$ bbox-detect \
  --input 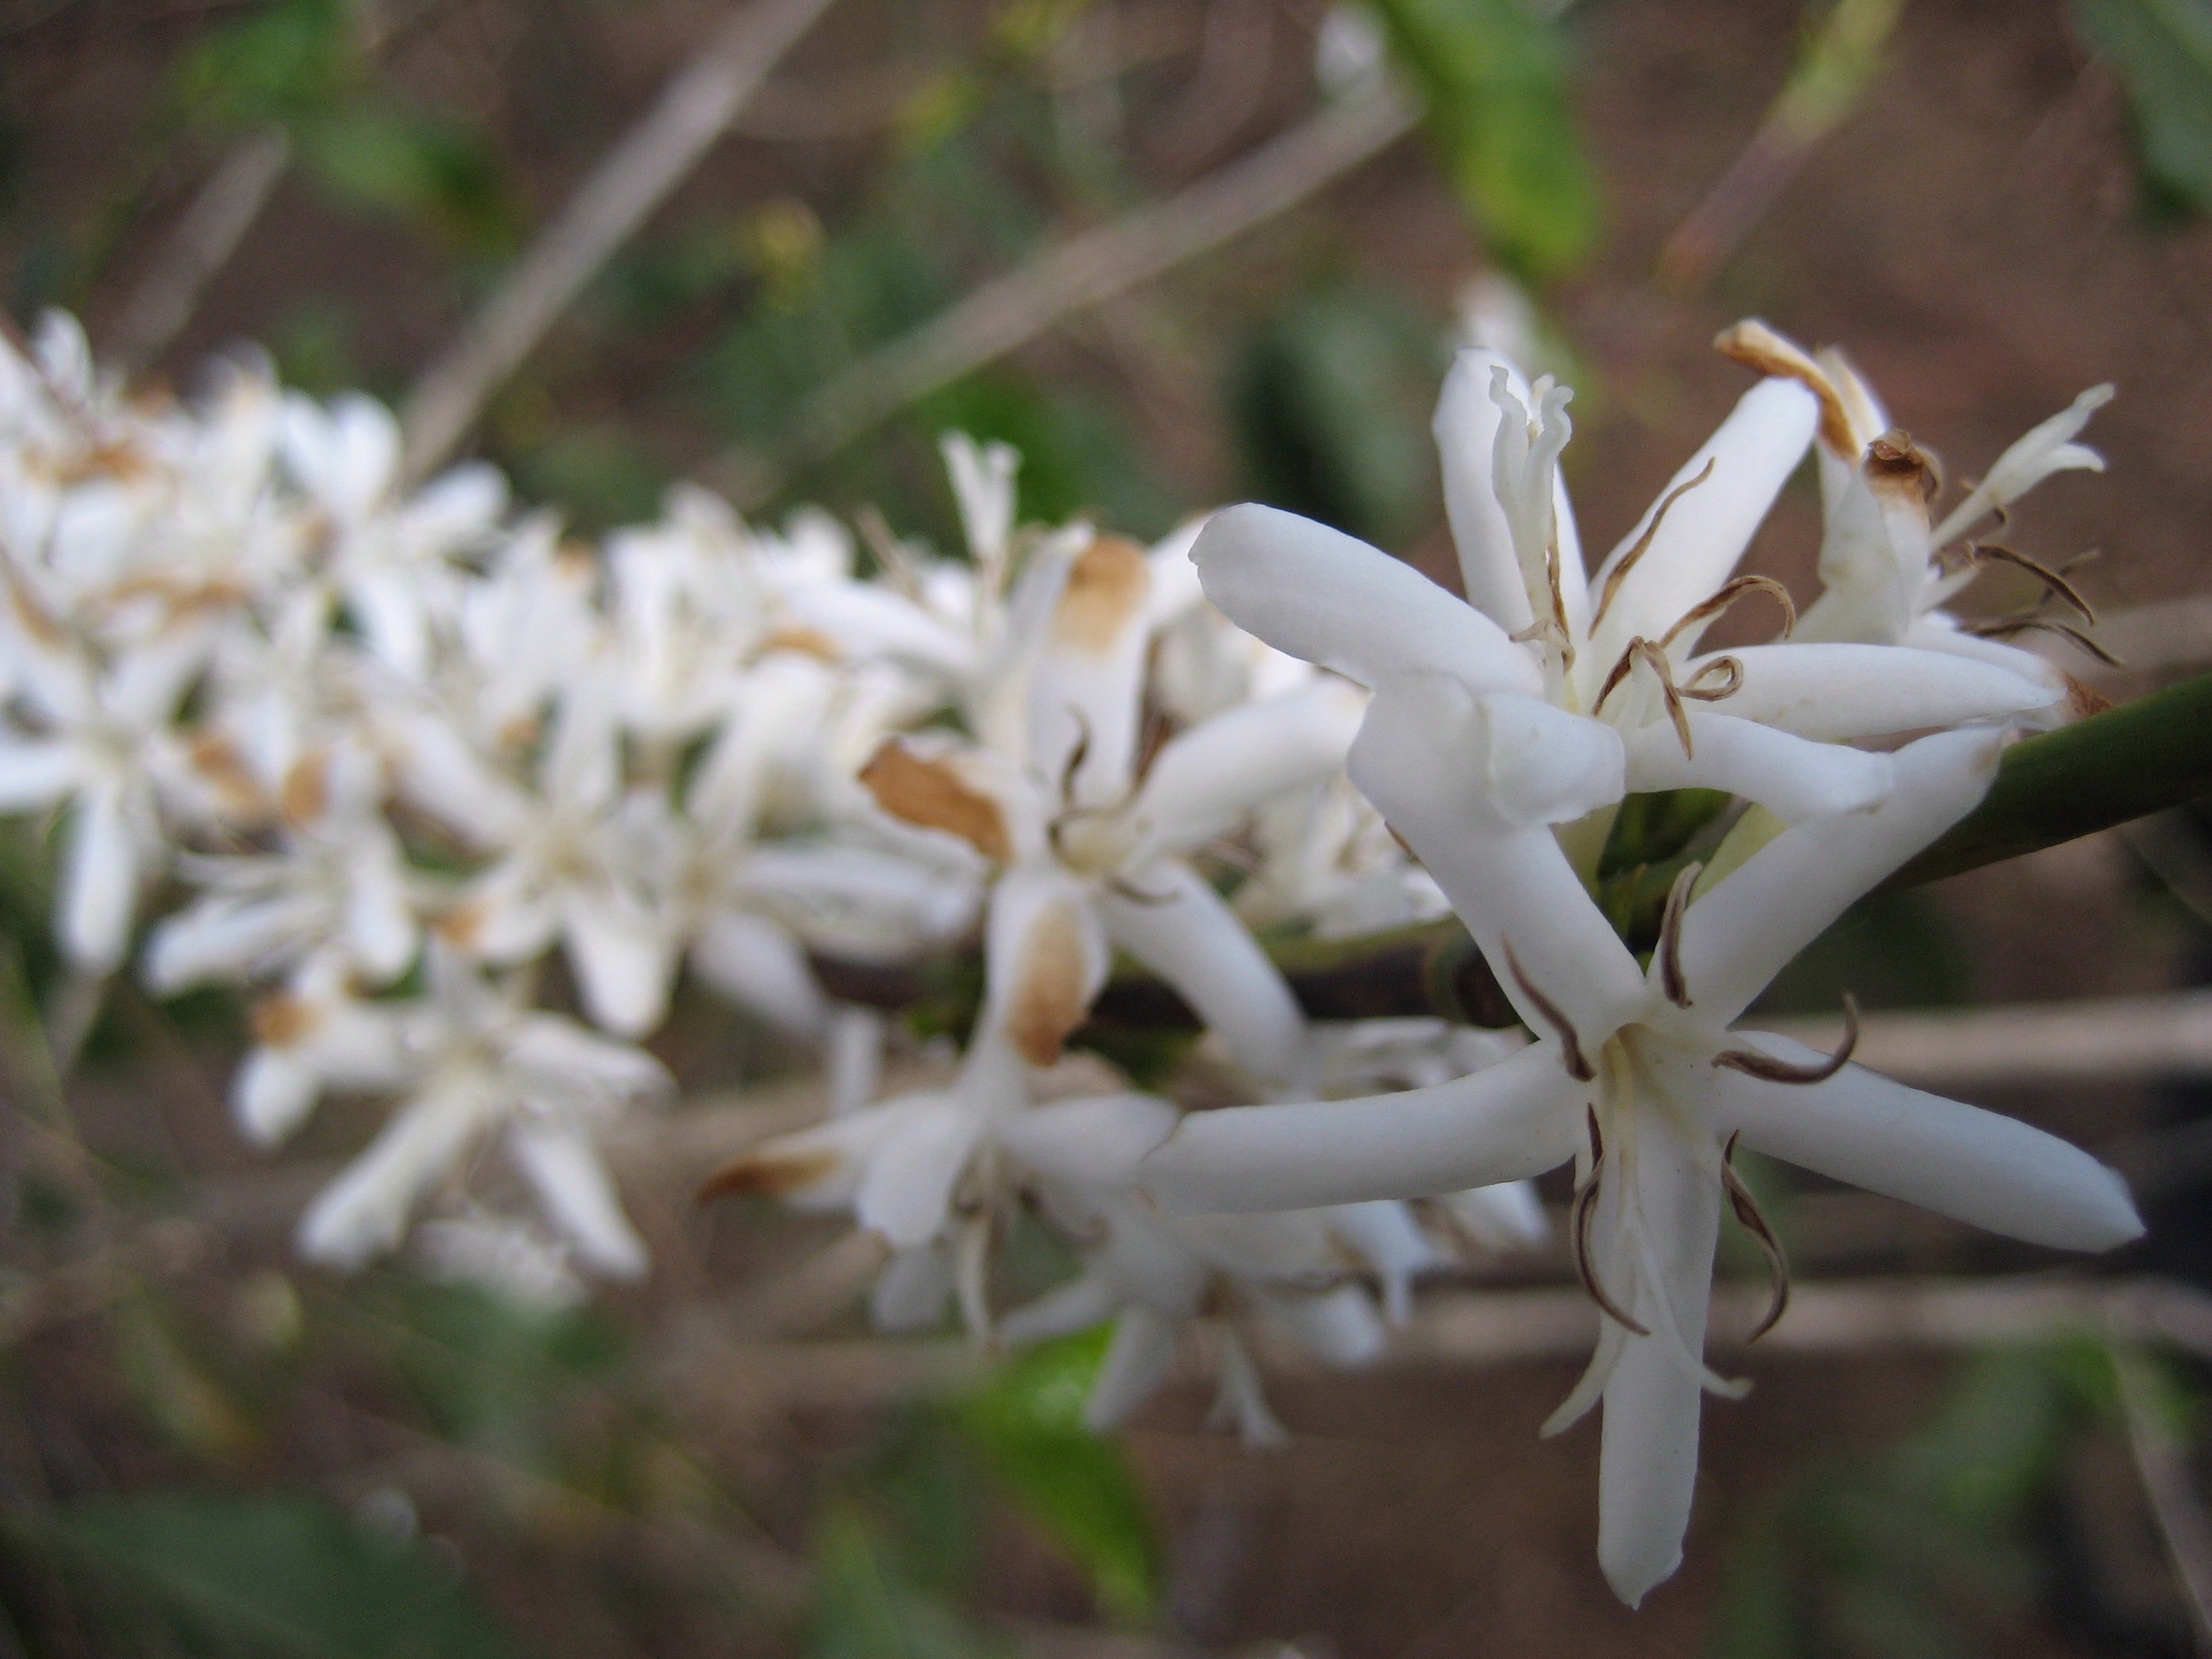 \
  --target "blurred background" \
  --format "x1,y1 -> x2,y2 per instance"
4,0 -> 2212,1654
